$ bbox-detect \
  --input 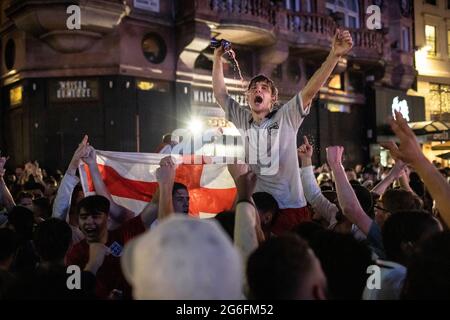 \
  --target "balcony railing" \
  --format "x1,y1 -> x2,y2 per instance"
191,2 -> 385,58
349,28 -> 384,56
285,12 -> 335,37
206,0 -> 276,25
